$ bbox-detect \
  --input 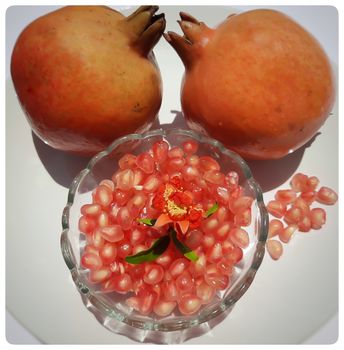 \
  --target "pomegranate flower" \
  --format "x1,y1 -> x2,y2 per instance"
152,178 -> 203,234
